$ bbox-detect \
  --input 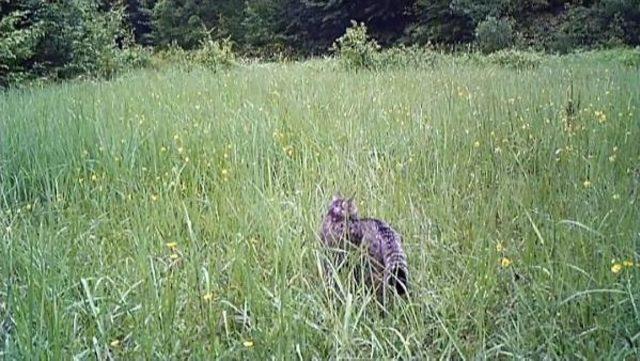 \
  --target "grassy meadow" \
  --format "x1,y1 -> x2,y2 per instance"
1,54 -> 639,359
